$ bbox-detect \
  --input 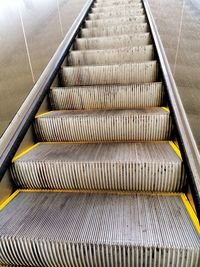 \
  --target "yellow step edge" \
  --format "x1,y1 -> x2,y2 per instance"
17,189 -> 180,196
12,143 -> 41,162
35,107 -> 169,114
35,111 -> 52,118
169,141 -> 182,160
161,107 -> 170,112
0,190 -> 20,211
181,193 -> 200,235
187,192 -> 197,214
